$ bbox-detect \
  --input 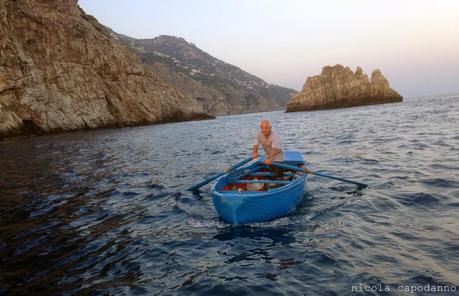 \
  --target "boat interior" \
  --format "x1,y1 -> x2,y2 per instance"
218,151 -> 305,193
